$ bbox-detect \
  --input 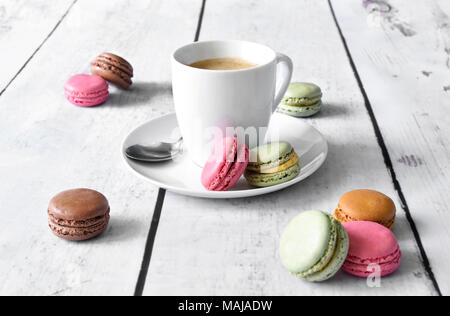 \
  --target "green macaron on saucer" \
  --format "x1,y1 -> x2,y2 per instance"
279,82 -> 323,117
244,141 -> 301,187
280,210 -> 349,282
